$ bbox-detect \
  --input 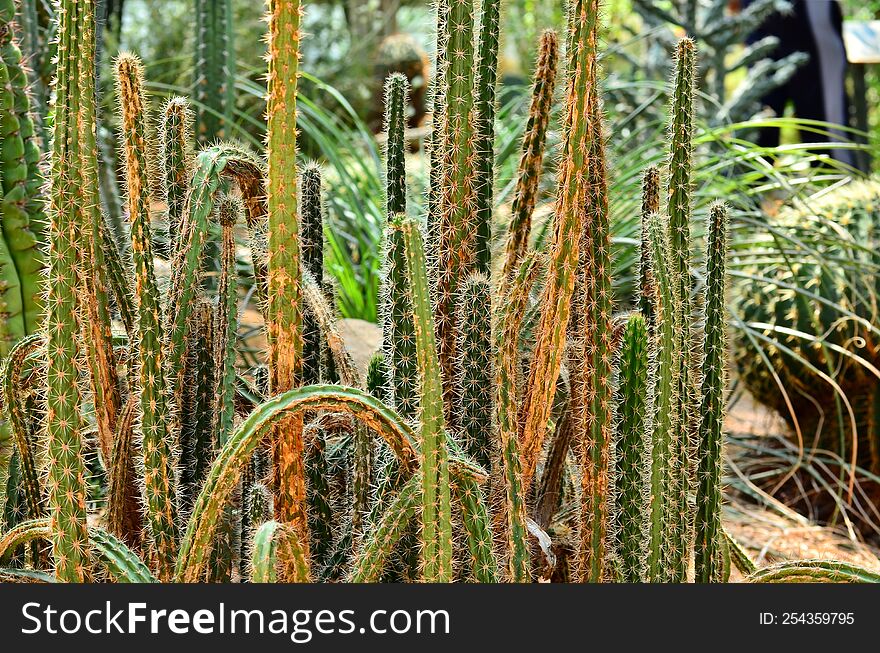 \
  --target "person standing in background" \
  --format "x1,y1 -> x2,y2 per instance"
733,0 -> 855,167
